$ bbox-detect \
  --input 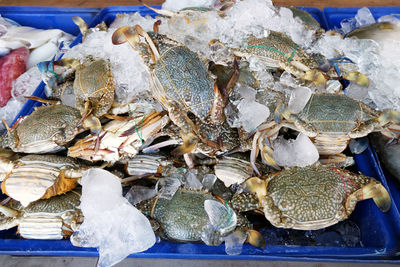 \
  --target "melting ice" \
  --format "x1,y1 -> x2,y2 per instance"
71,168 -> 155,267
